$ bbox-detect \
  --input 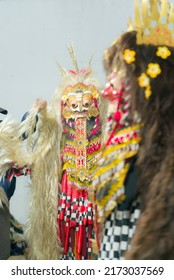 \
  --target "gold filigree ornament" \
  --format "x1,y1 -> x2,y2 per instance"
128,0 -> 174,47
88,106 -> 99,118
62,83 -> 100,101
61,107 -> 72,119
